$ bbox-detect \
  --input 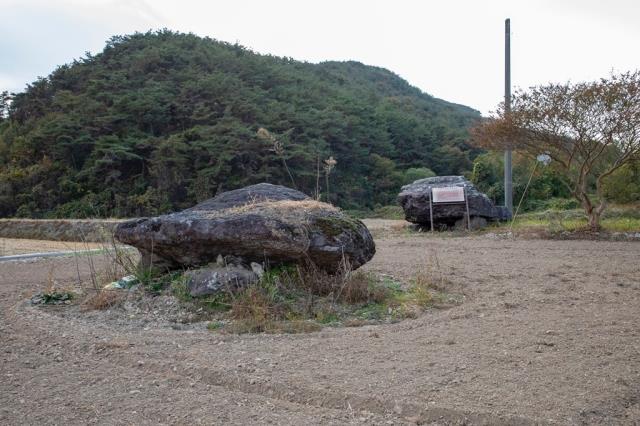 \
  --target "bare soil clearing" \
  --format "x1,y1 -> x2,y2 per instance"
1,231 -> 639,425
